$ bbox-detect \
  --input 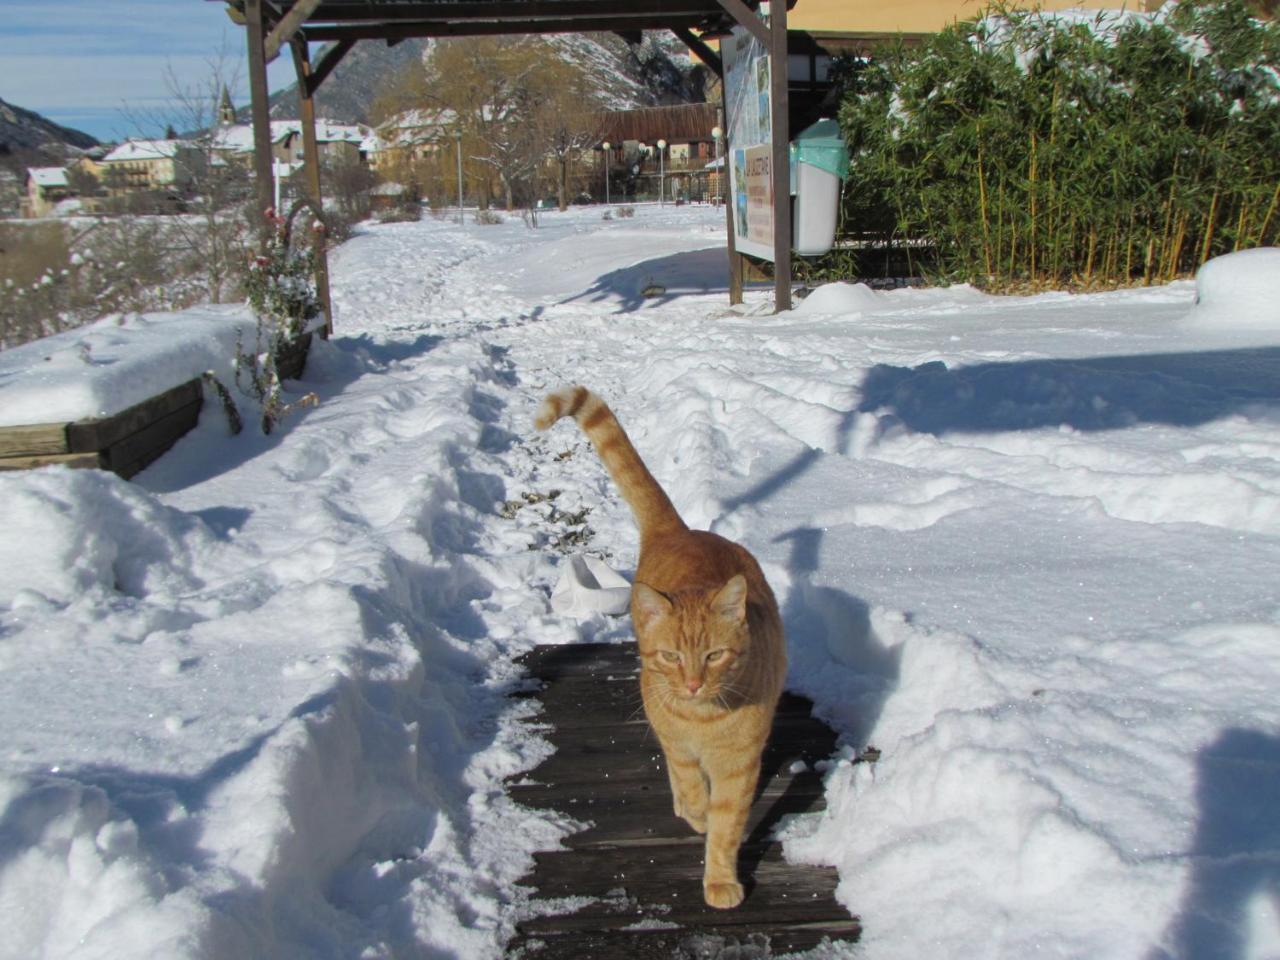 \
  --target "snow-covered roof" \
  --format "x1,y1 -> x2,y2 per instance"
102,139 -> 190,163
27,167 -> 69,188
211,121 -> 368,153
